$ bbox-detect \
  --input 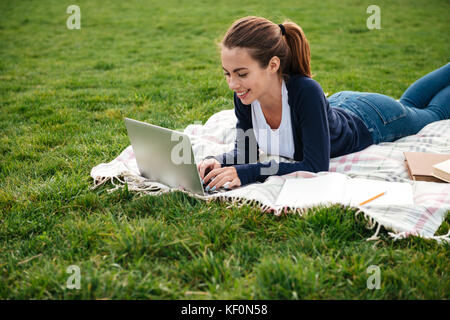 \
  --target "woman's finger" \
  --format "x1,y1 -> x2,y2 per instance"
198,159 -> 220,180
227,177 -> 241,189
200,161 -> 216,180
198,161 -> 209,180
208,174 -> 232,190
197,160 -> 205,177
203,167 -> 224,184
